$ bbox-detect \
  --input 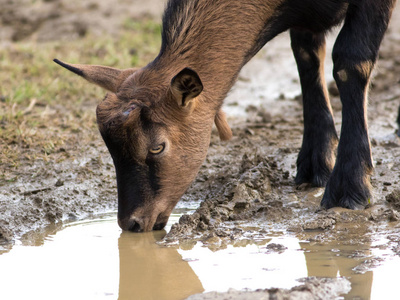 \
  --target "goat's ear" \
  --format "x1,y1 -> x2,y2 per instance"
170,68 -> 203,107
214,109 -> 232,141
53,59 -> 135,93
